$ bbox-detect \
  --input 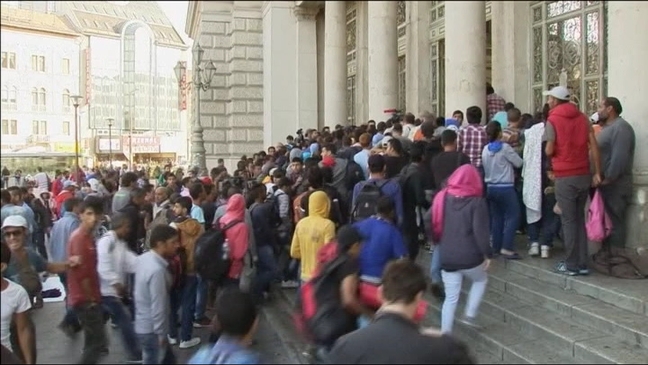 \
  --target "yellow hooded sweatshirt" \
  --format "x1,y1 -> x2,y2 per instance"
290,191 -> 336,281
